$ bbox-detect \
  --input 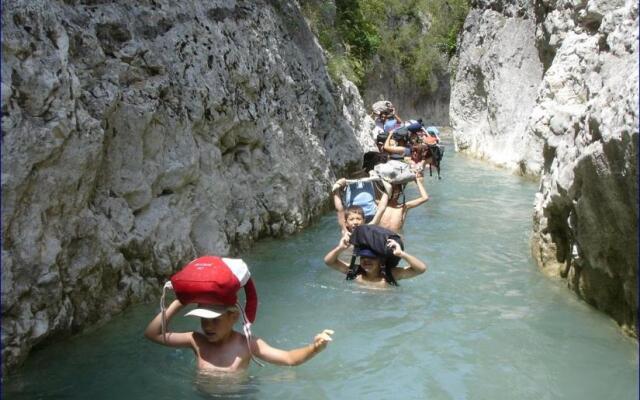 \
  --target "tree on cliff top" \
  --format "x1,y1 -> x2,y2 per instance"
301,0 -> 469,94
